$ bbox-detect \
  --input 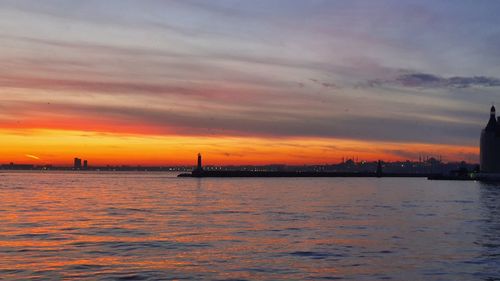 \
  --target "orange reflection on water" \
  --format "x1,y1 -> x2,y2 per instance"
1,172 -> 492,280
